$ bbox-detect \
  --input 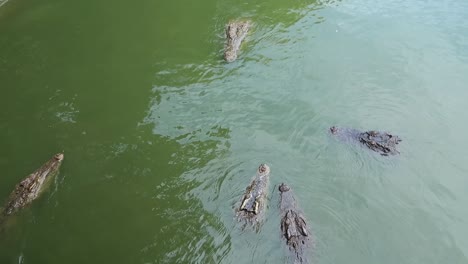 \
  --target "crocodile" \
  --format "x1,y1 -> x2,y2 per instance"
1,153 -> 64,220
279,183 -> 311,264
236,164 -> 270,227
224,20 -> 250,62
330,126 -> 402,156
